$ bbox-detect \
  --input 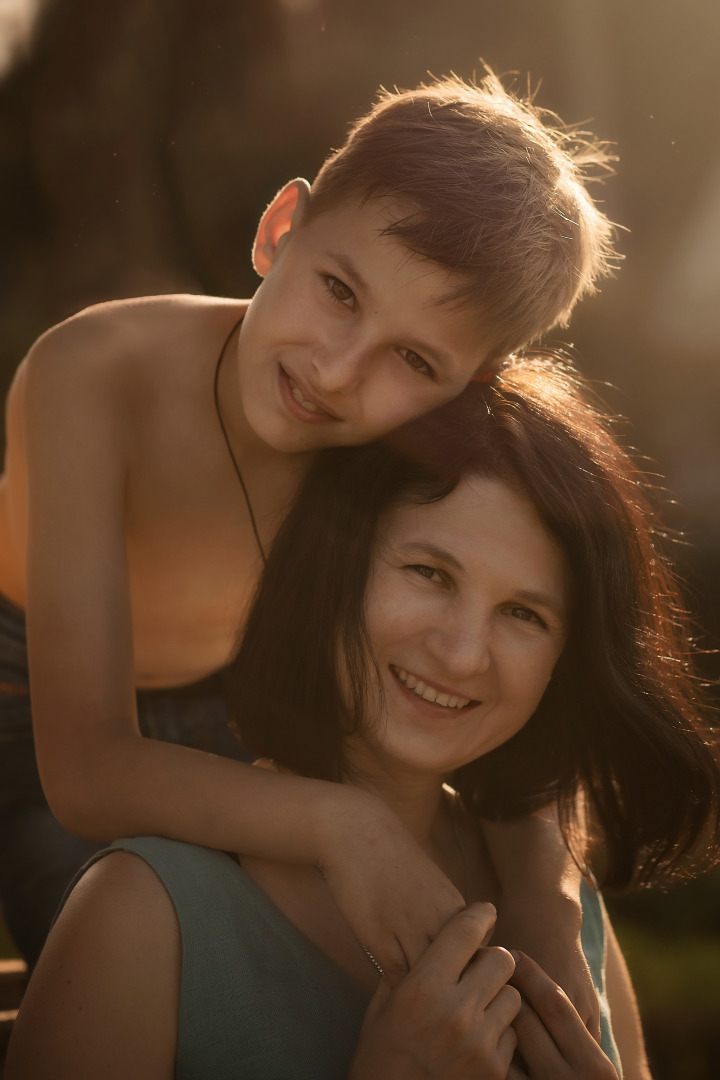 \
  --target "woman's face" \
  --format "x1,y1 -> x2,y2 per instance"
352,474 -> 570,781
